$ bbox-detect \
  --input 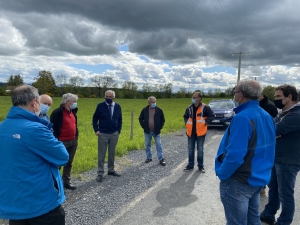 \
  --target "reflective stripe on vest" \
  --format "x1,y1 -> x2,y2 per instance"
185,104 -> 207,137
